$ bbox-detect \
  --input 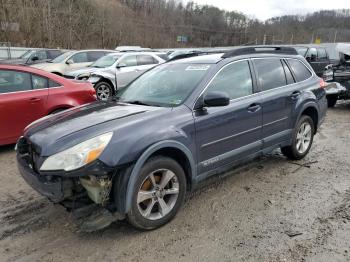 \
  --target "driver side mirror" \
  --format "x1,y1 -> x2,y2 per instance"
203,91 -> 230,107
116,63 -> 126,69
66,59 -> 73,65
